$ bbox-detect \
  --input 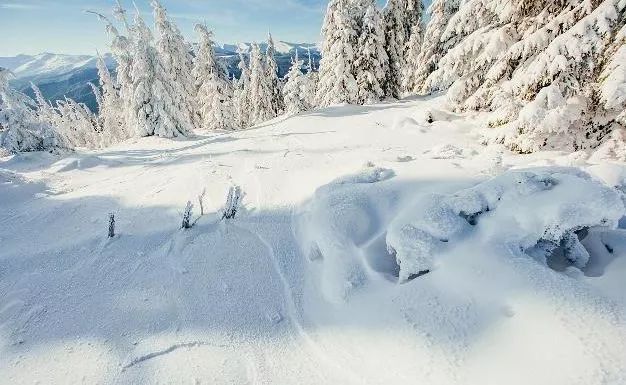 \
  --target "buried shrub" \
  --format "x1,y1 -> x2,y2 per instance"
182,201 -> 194,229
386,168 -> 625,282
222,185 -> 242,220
